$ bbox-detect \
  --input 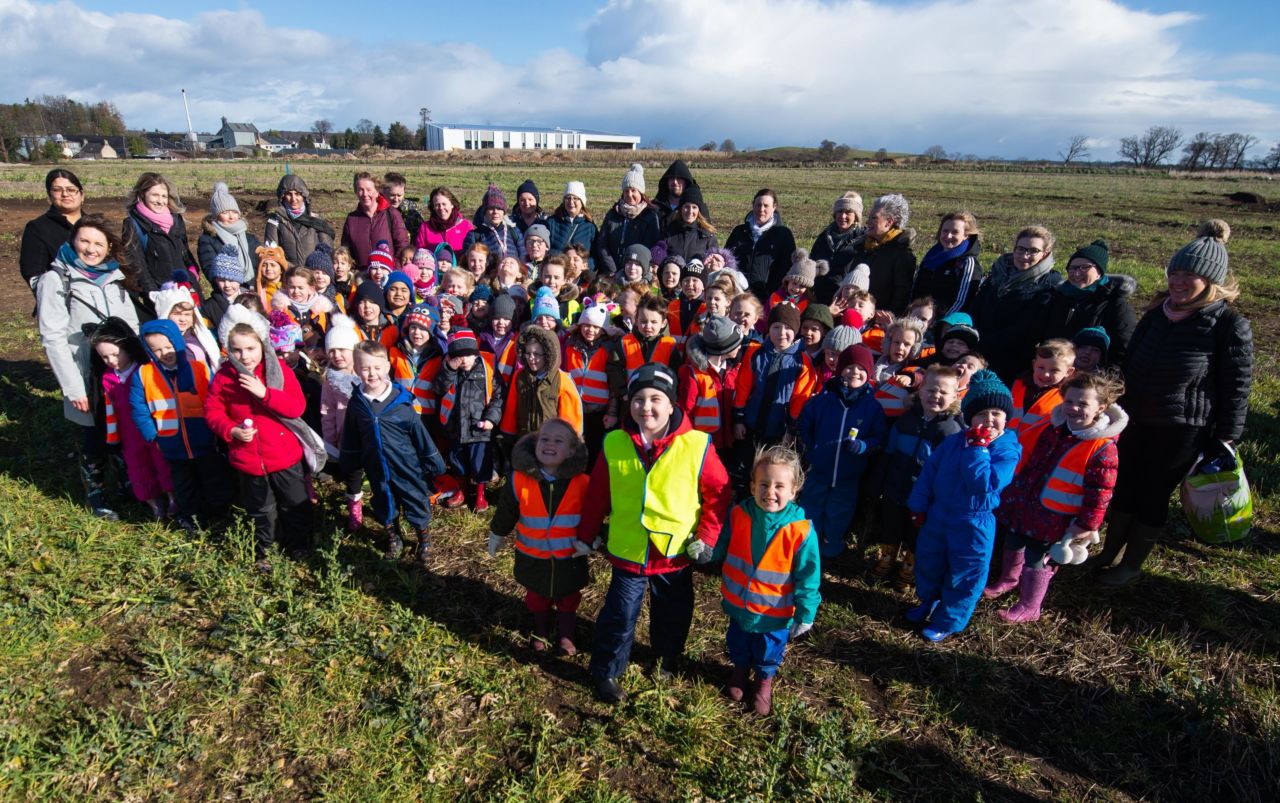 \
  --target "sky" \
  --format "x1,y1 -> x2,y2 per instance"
2,0 -> 1278,160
